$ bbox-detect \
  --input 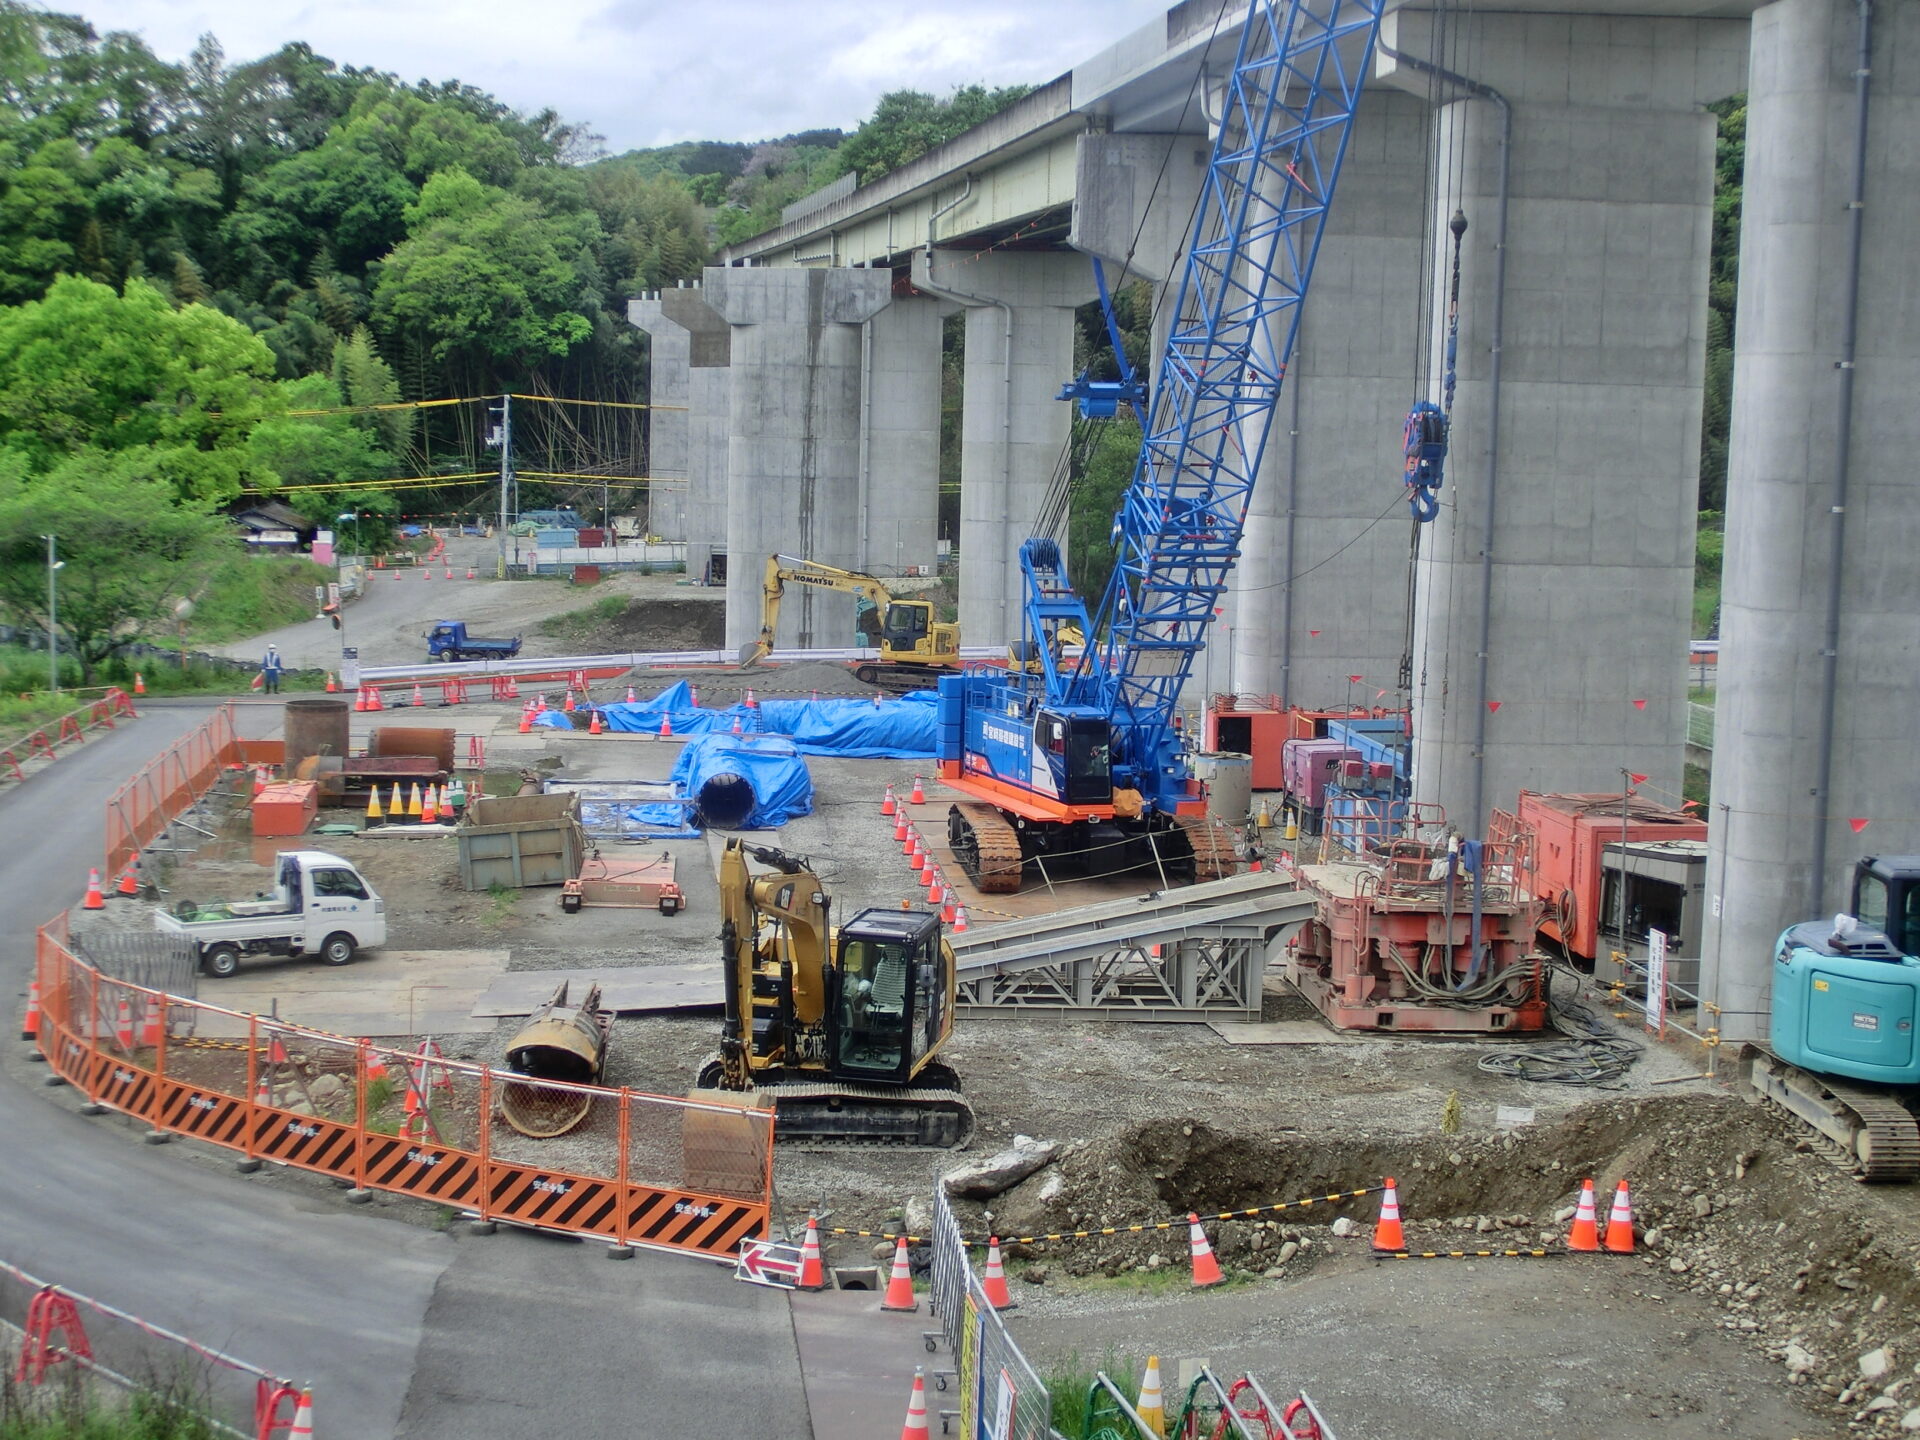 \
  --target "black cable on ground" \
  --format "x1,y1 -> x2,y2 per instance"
1476,966 -> 1642,1088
